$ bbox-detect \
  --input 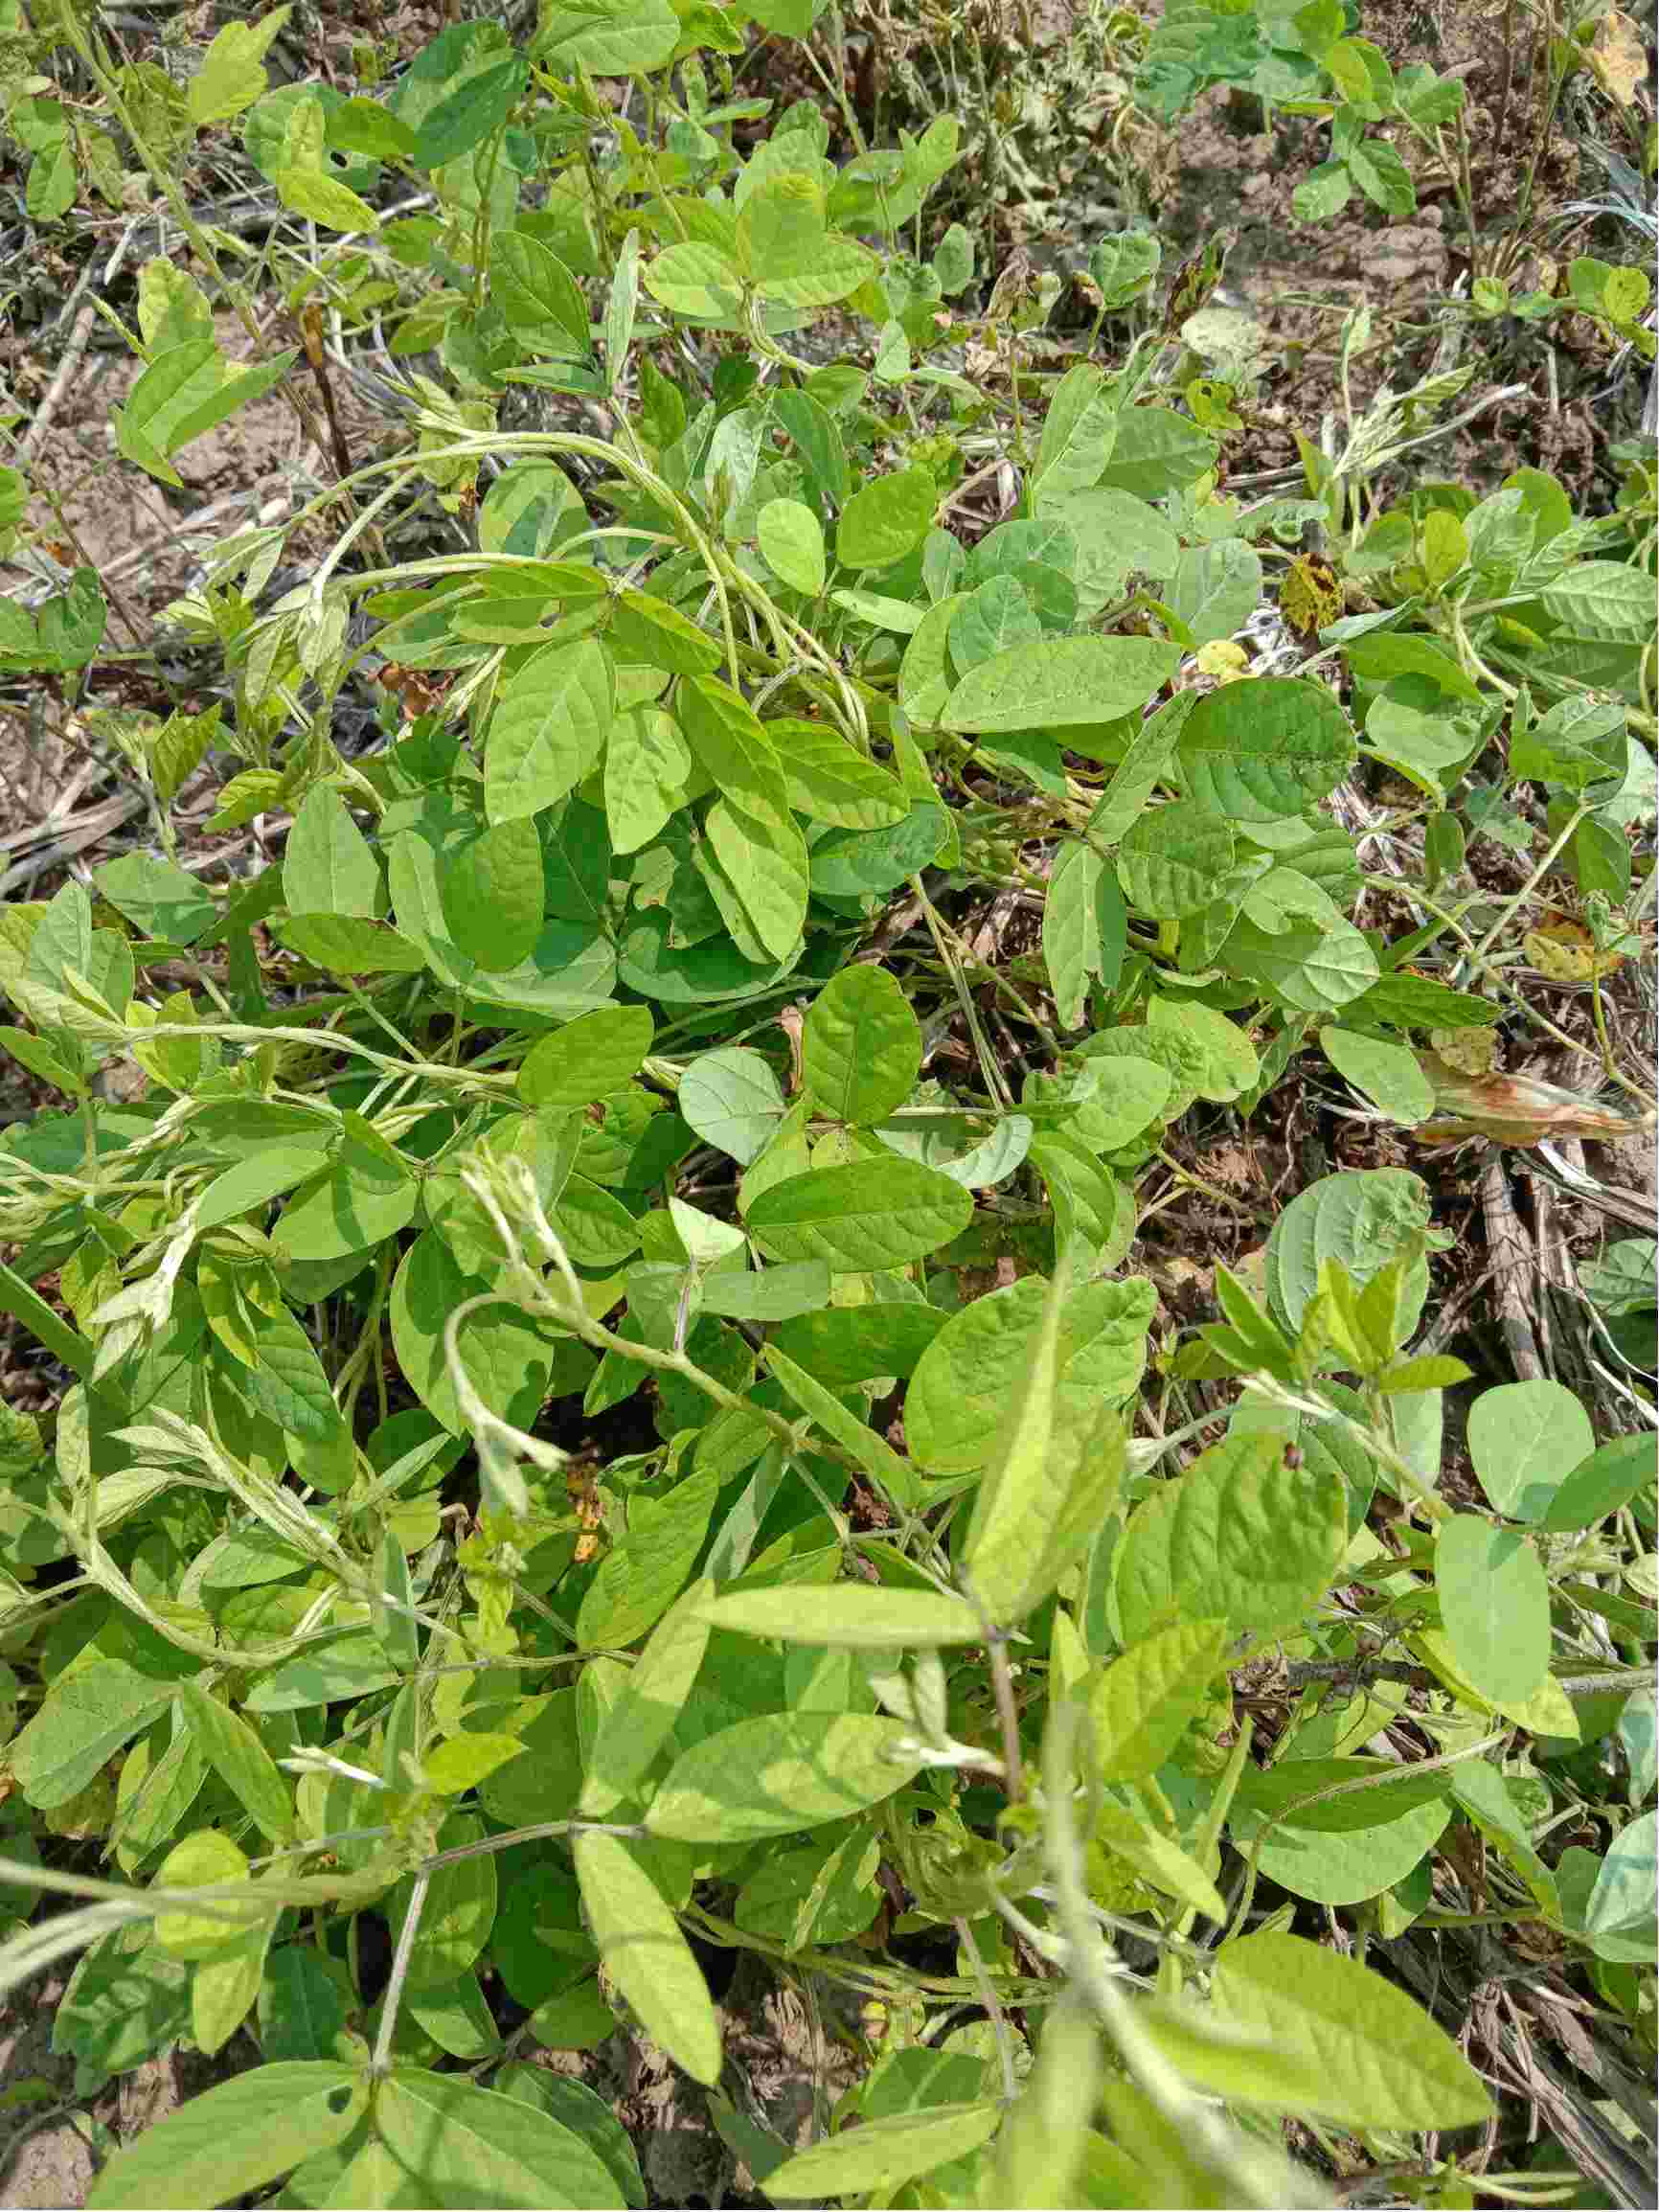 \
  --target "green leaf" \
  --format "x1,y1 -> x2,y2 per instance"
237,1303 -> 349,1442
1116,802 -> 1236,919
678,1044 -> 786,1165
276,1125 -> 417,1263
275,166 -> 379,232
575,1461 -> 721,1649
1536,559 -> 1656,643
1583,1810 -> 1658,1956
259,1946 -> 349,2064
94,853 -> 218,946
1451,1760 -> 1559,1917
1115,1432 -> 1346,1645
1087,691 -> 1193,844
765,2103 -> 1003,2200
442,818 -> 545,970
244,1632 -> 400,1713
490,232 -> 590,356
390,1229 -> 563,1436
1264,1167 -> 1431,1334
736,1828 -> 882,1950
679,677 -> 791,832
572,1831 -> 722,2086
645,233 -> 744,319
604,706 -> 693,854
192,1916 -> 270,2057
177,1682 -> 295,1844
608,588 -> 721,676
1094,406 -> 1216,498
421,1734 -> 526,1794
11,1660 -> 172,1810
1090,1799 -> 1226,1923
700,1262 -> 830,1322
604,226 -> 640,391
757,232 -> 876,309
1348,136 -> 1415,217
1177,676 -> 1356,821
697,1584 -> 984,1648
758,497 -> 827,596
580,1581 -> 713,1816
273,914 -> 428,975
1031,361 -> 1119,499
389,1812 -> 495,1989
408,44 -> 527,166
375,2067 -> 626,2206
959,1266 -> 1125,1623
1193,1932 -> 1492,2128
1434,1515 -> 1550,1704
1466,1380 -> 1595,1522
646,1712 -> 925,1841
835,467 -> 936,570
485,639 -> 613,825
497,2067 -> 645,2209
748,1160 -> 972,1269
950,576 -> 1041,669
1229,1763 -> 1452,1906
801,964 -> 920,1126
534,0 -> 680,72
84,2063 -> 366,2209
703,796 -> 808,961
519,1005 -> 654,1110
1293,158 -> 1352,221
771,719 -> 909,829
989,2001 -> 1101,2210
1541,1432 -> 1655,1531
809,803 -> 948,897
282,785 -> 380,919
771,1302 -> 946,1384
763,1340 -> 920,1507
325,95 -> 417,163
1321,1027 -> 1435,1124
1168,538 -> 1261,646
943,635 -> 1179,734
907,1275 -> 1152,1474
1090,1617 -> 1230,1781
